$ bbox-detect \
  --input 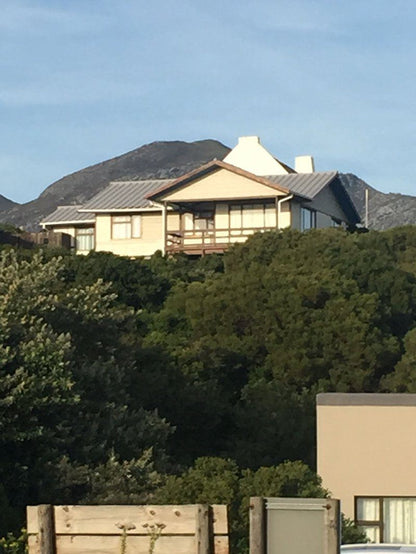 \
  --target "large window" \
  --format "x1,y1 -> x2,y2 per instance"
112,215 -> 141,239
75,227 -> 94,251
356,496 -> 416,544
301,207 -> 316,231
229,203 -> 276,229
